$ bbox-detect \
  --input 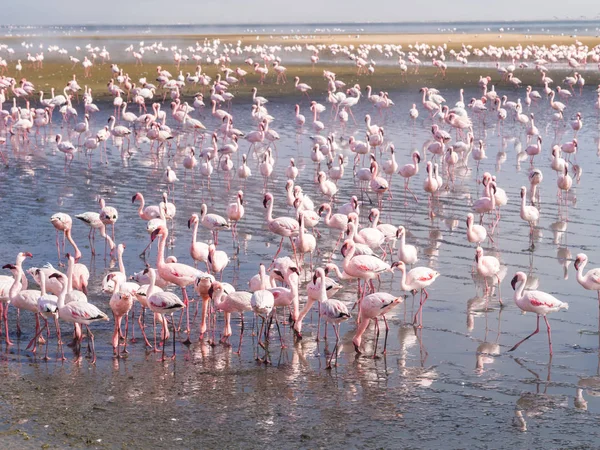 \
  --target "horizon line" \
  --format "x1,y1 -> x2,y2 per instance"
2,18 -> 600,28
